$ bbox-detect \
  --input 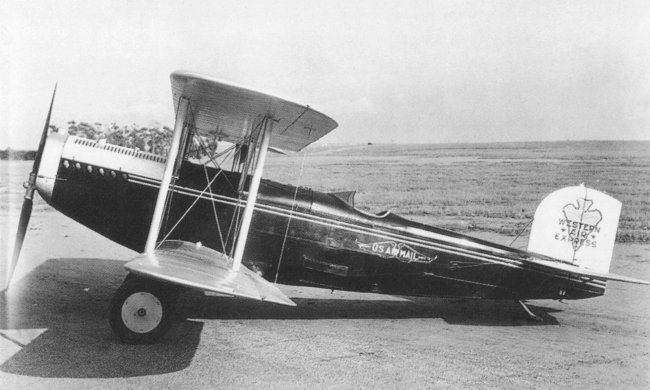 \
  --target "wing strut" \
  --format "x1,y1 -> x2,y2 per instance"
231,116 -> 274,271
145,96 -> 190,255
